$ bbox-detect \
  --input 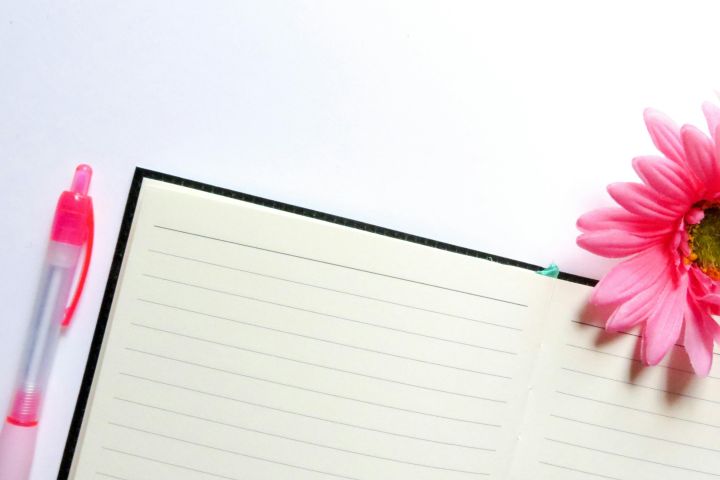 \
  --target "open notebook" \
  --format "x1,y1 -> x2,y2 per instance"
60,169 -> 720,480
